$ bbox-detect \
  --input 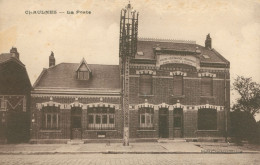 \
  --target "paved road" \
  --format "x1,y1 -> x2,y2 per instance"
0,154 -> 259,165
